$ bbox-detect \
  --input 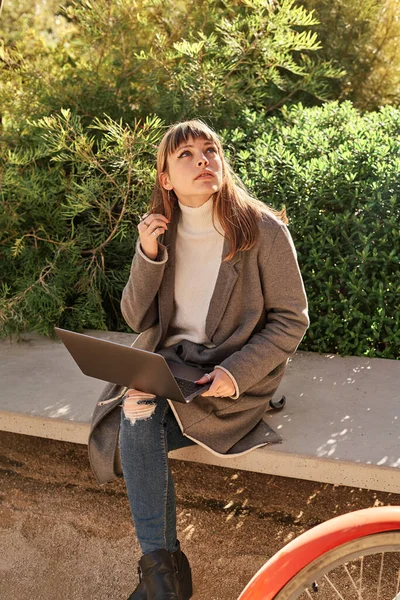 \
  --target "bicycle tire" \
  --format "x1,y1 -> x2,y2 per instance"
273,531 -> 400,599
238,507 -> 400,600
